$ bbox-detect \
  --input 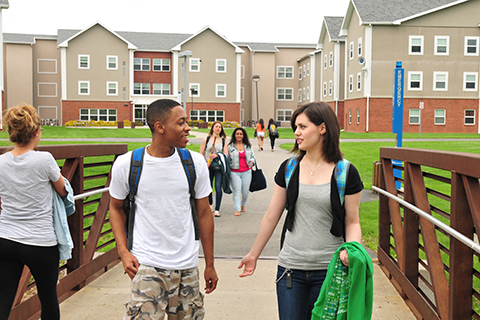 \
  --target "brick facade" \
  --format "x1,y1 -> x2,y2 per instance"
325,101 -> 345,129
62,100 -> 132,125
134,52 -> 173,94
185,102 -> 241,122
